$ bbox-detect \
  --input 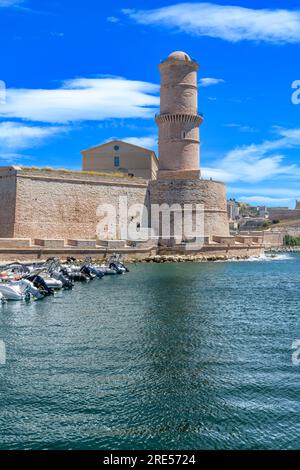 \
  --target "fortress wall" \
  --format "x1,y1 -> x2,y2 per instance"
12,169 -> 149,240
0,167 -> 17,238
240,231 -> 284,247
268,208 -> 300,221
0,168 -> 230,246
149,179 -> 230,240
